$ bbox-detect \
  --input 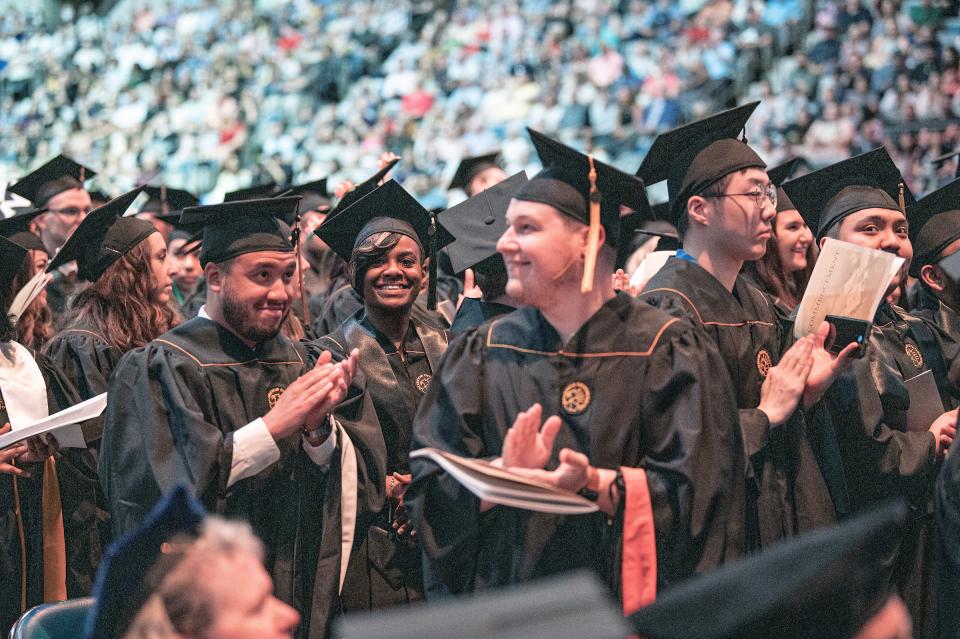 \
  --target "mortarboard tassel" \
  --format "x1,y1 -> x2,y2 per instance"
898,181 -> 905,213
160,185 -> 169,216
428,212 -> 438,310
79,166 -> 86,182
581,155 -> 601,294
291,200 -> 312,327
